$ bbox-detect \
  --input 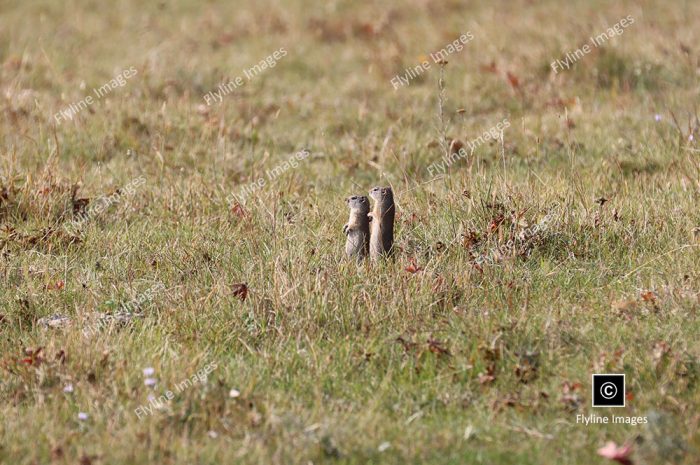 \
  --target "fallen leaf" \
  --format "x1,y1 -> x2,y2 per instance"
231,203 -> 248,219
72,198 -> 90,214
506,71 -> 520,89
20,347 -> 44,366
51,446 -> 64,460
405,258 -> 423,274
232,283 -> 248,301
449,139 -> 465,155
462,229 -> 479,248
427,339 -> 450,357
597,441 -> 633,465
46,280 -> 65,291
560,380 -> 583,410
